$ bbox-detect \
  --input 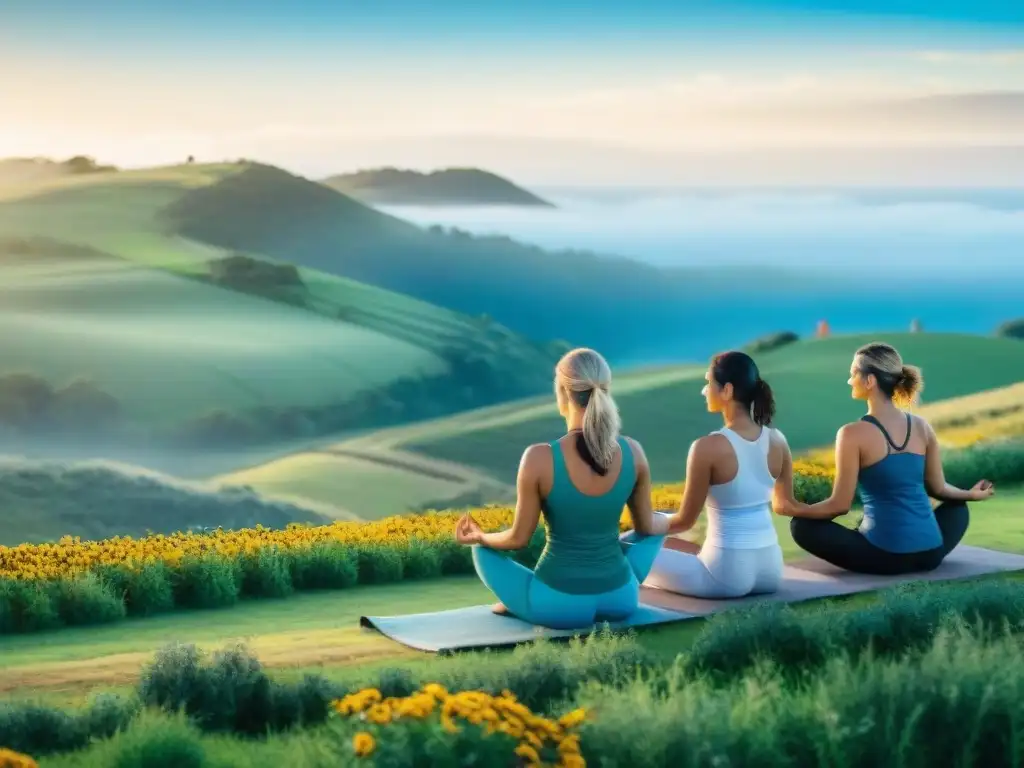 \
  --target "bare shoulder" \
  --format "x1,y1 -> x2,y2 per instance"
520,443 -> 552,474
768,427 -> 790,449
693,433 -> 728,460
623,435 -> 648,466
910,413 -> 935,438
837,421 -> 869,446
